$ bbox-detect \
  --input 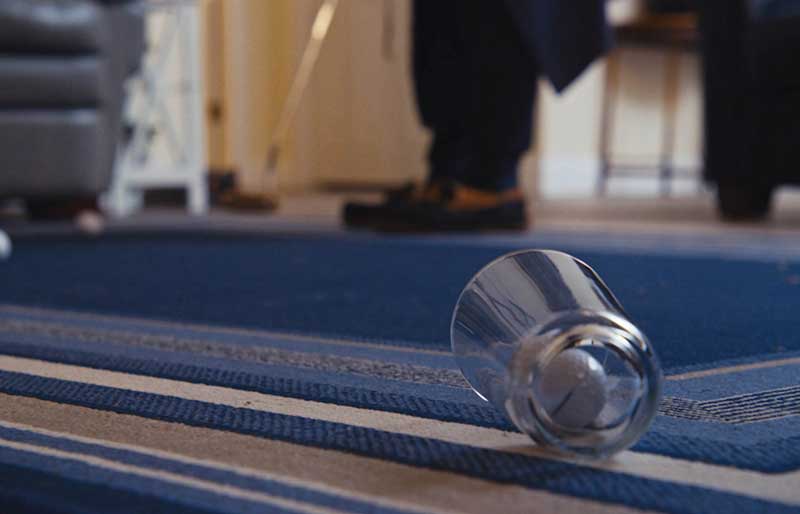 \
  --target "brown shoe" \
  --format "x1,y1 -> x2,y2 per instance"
347,180 -> 529,232
342,181 -> 445,229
